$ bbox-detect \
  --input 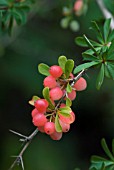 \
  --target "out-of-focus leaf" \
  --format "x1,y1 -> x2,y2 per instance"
101,138 -> 114,161
108,30 -> 114,42
69,20 -> 80,32
107,40 -> 114,56
96,64 -> 104,90
103,18 -> 111,42
66,83 -> 72,93
91,21 -> 104,43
